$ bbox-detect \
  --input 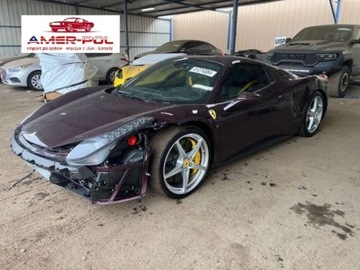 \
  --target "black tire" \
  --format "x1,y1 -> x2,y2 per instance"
328,66 -> 350,98
65,24 -> 73,32
299,91 -> 325,137
27,71 -> 43,91
106,67 -> 118,84
150,126 -> 211,199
